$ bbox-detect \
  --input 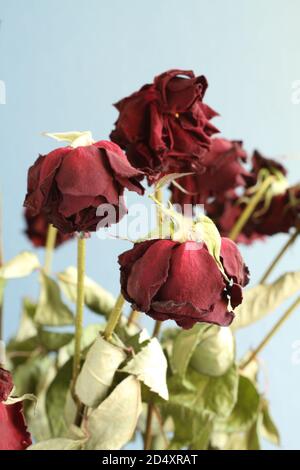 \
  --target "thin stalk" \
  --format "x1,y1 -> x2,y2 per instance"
72,236 -> 86,393
229,176 -> 274,241
259,228 -> 300,284
44,224 -> 58,274
144,317 -> 162,450
127,308 -> 139,326
104,293 -> 125,340
240,295 -> 300,370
